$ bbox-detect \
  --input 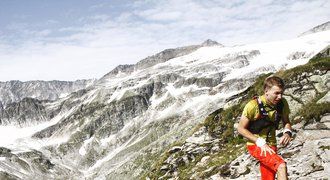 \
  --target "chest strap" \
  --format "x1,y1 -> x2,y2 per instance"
247,96 -> 283,135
